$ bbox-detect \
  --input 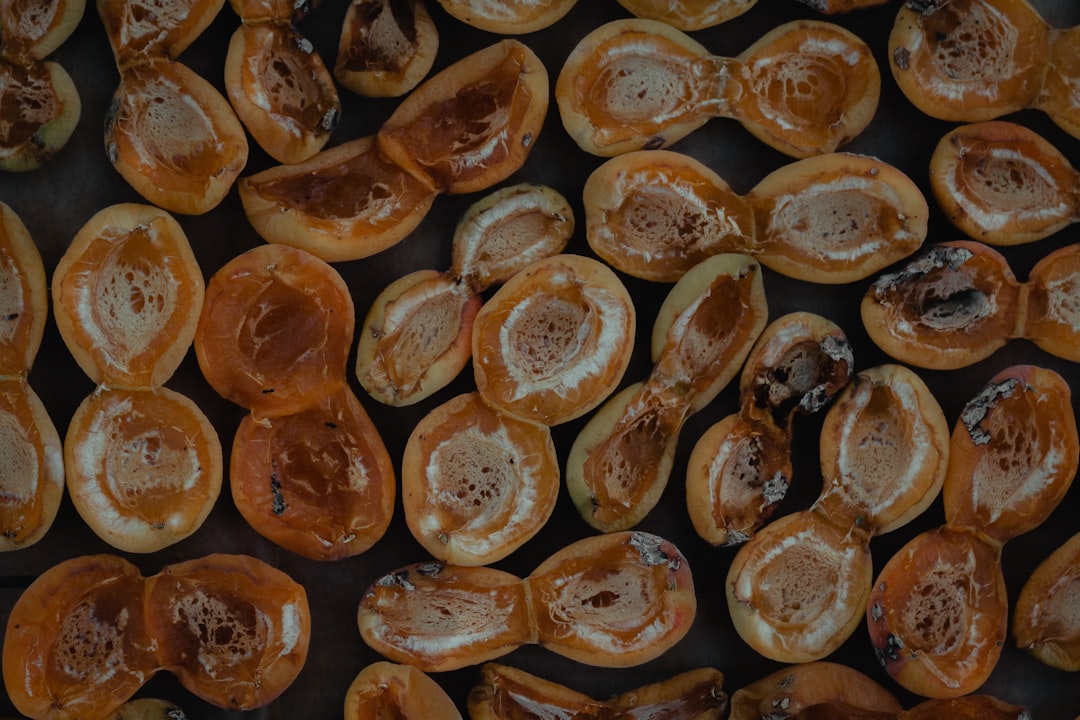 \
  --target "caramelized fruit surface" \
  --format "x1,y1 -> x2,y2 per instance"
344,661 -> 462,720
